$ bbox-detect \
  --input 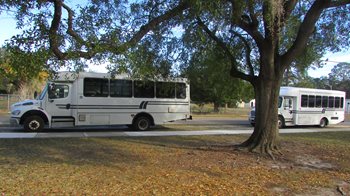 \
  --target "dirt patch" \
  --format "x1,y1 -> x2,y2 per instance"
295,155 -> 335,169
